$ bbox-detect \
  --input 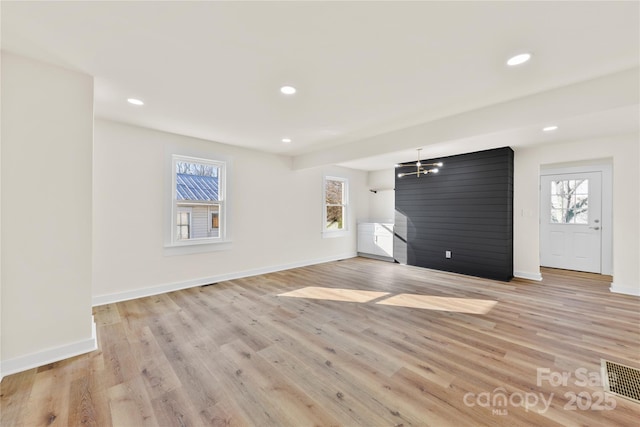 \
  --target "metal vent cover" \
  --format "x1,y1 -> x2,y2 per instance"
601,359 -> 640,404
